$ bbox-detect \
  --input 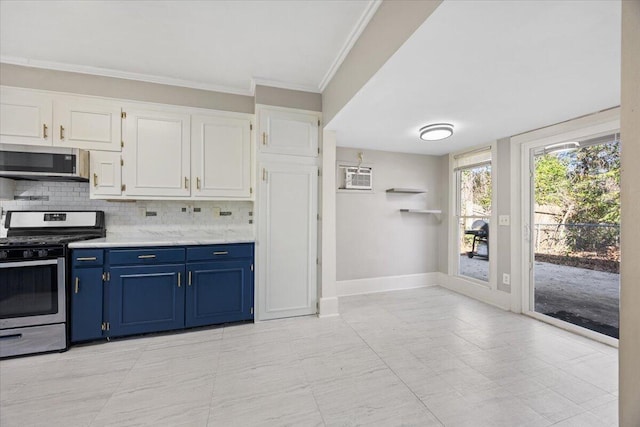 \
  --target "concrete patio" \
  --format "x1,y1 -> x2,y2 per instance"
459,255 -> 620,338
